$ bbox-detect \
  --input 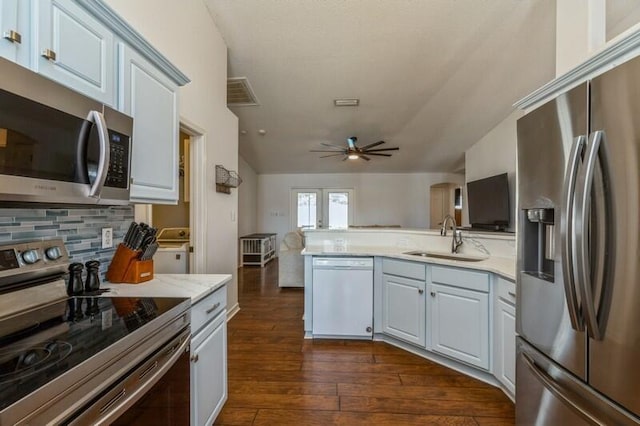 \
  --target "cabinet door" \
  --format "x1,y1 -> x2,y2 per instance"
119,43 -> 179,203
496,298 -> 516,395
192,318 -> 227,426
430,283 -> 489,369
382,274 -> 426,347
35,0 -> 115,105
0,0 -> 24,63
